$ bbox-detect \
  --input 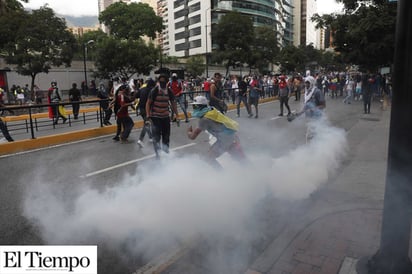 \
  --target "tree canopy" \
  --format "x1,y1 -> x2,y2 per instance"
94,37 -> 159,80
212,11 -> 254,75
0,6 -> 76,94
99,1 -> 163,40
312,0 -> 396,71
0,0 -> 27,16
249,26 -> 280,74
